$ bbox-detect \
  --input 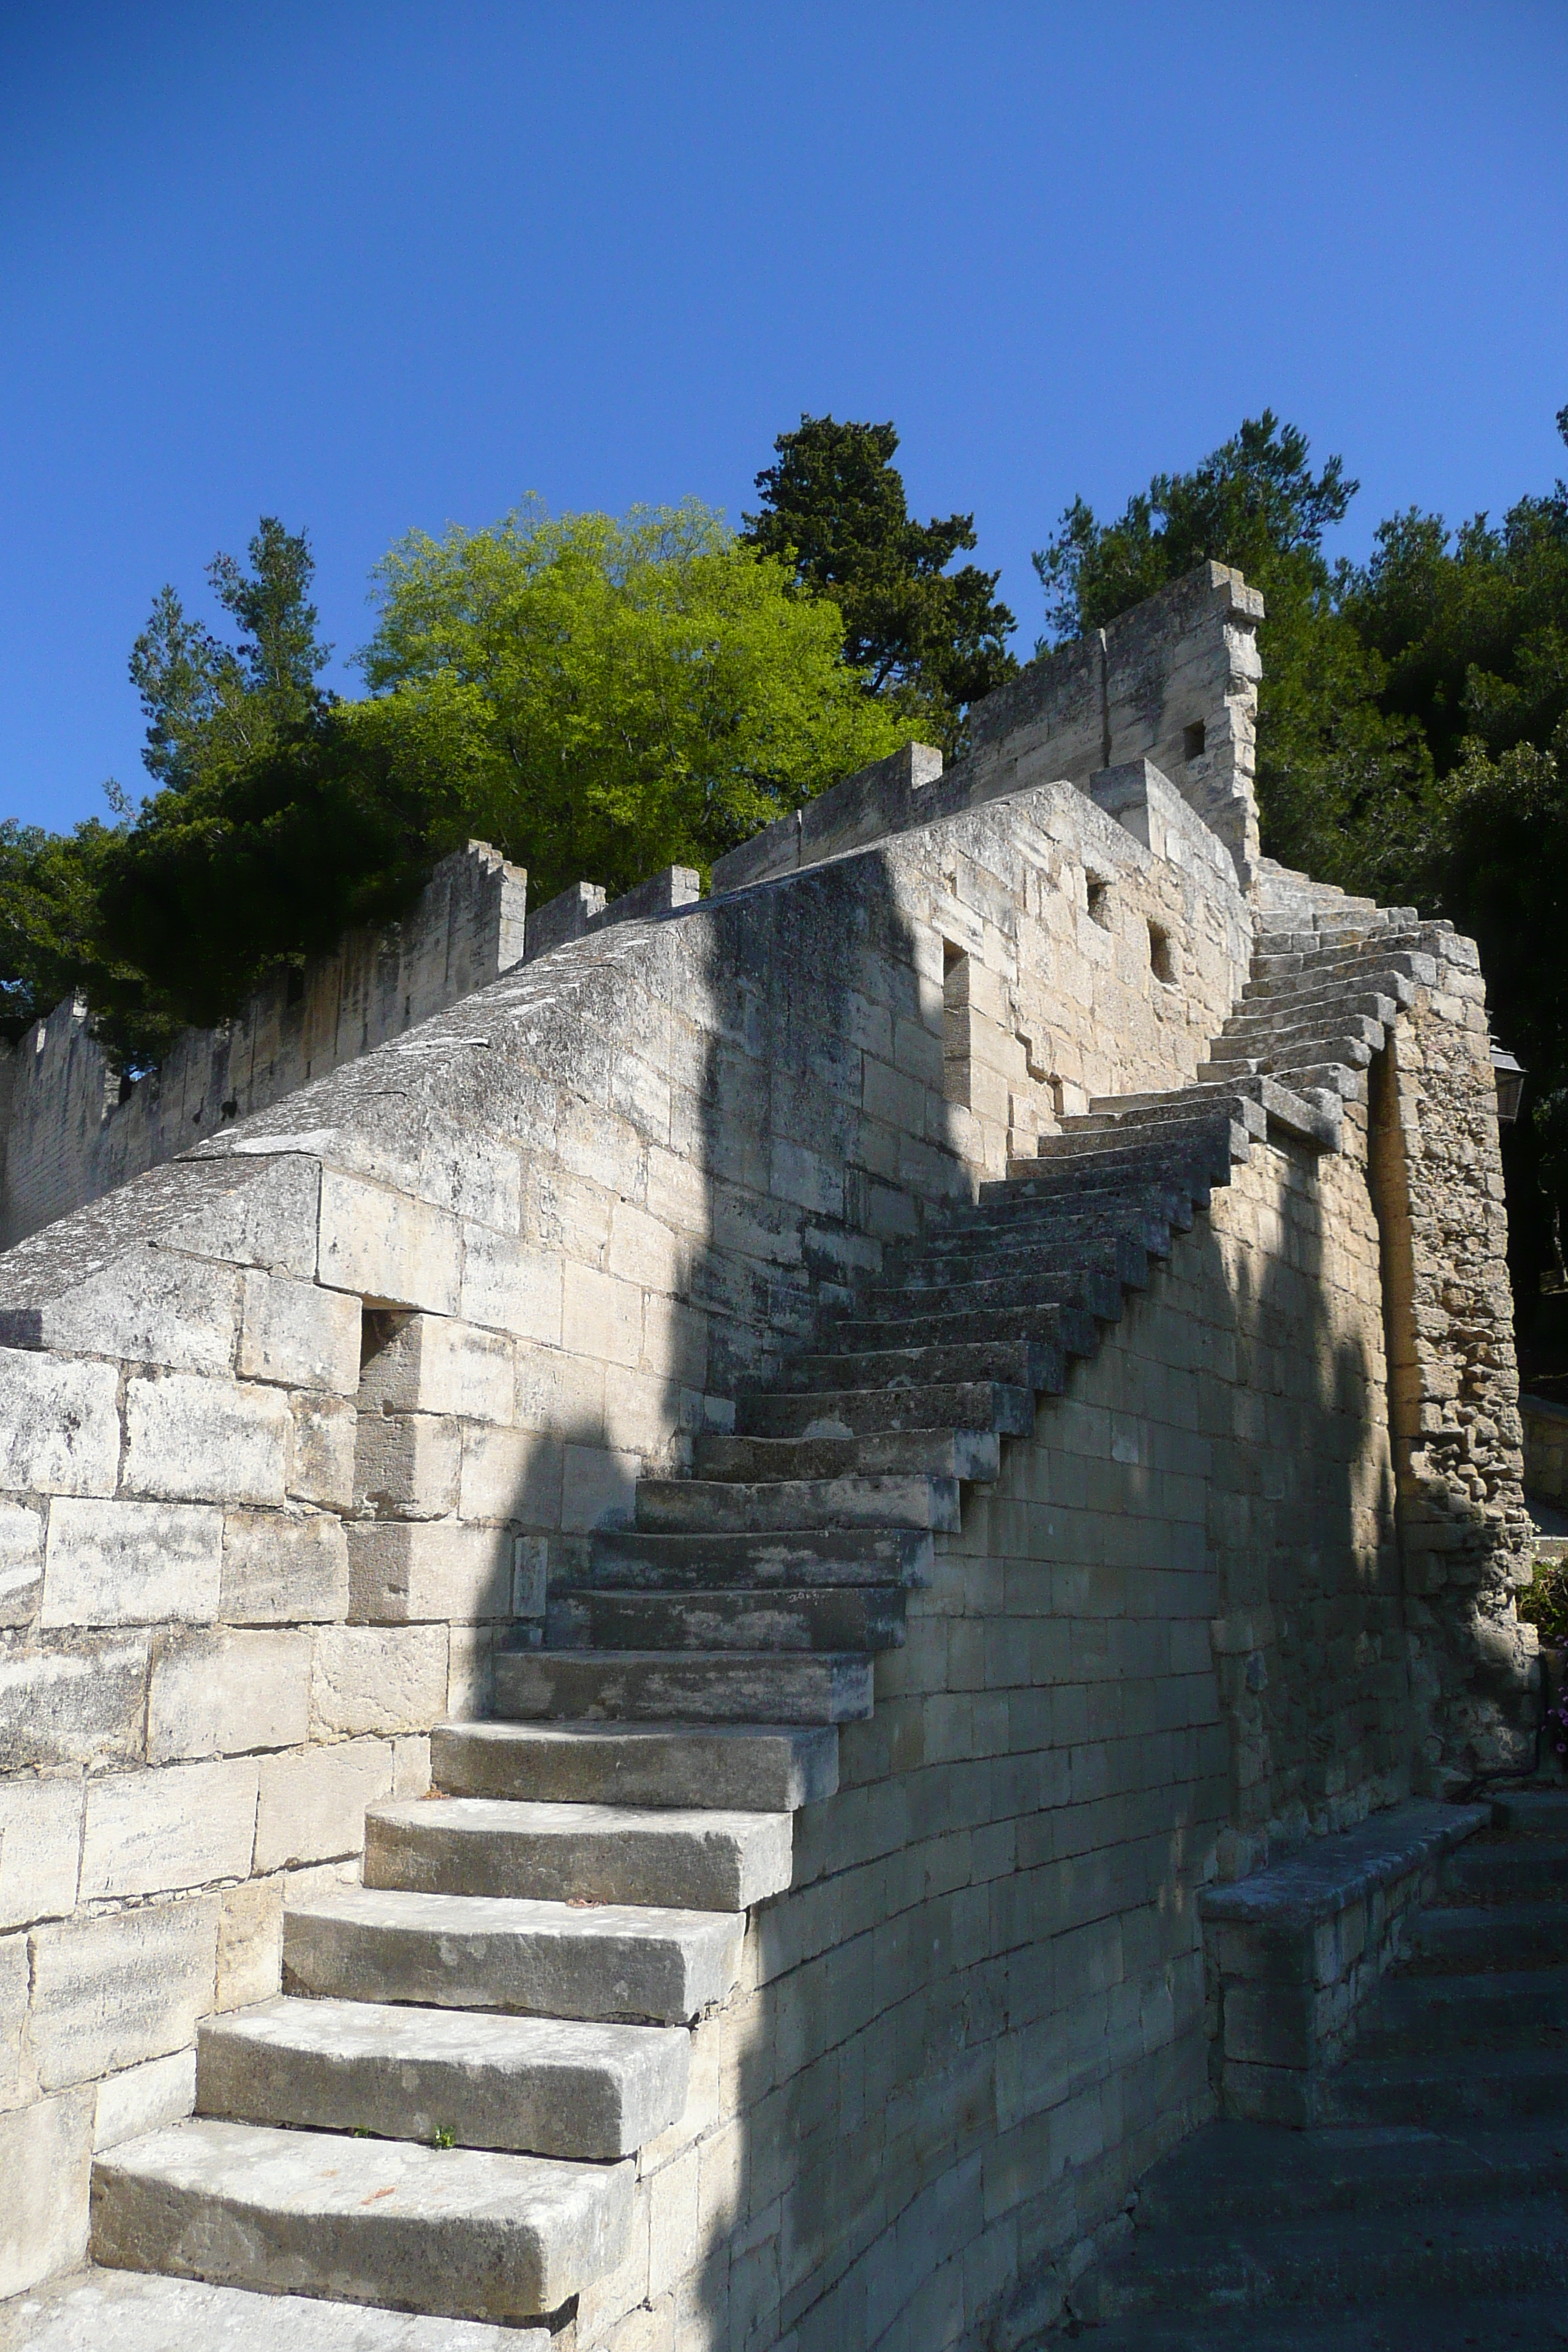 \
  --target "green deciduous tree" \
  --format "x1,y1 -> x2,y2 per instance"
356,499 -> 908,902
742,415 -> 1016,753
